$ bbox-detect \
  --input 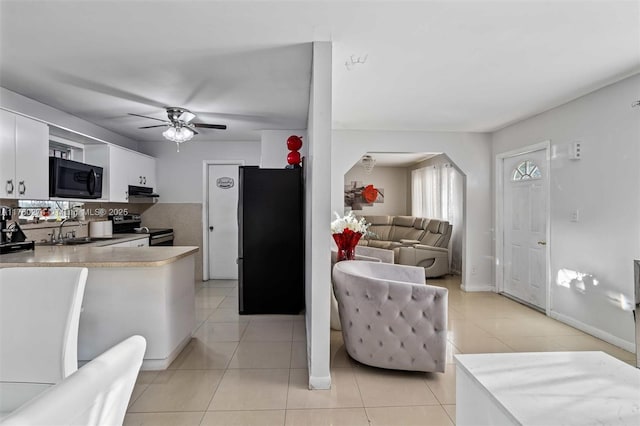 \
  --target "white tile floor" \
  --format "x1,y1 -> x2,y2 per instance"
124,275 -> 635,426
